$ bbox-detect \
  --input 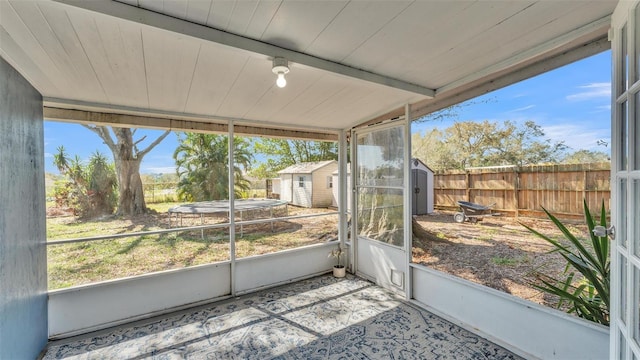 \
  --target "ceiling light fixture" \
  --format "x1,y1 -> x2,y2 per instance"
272,57 -> 289,88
